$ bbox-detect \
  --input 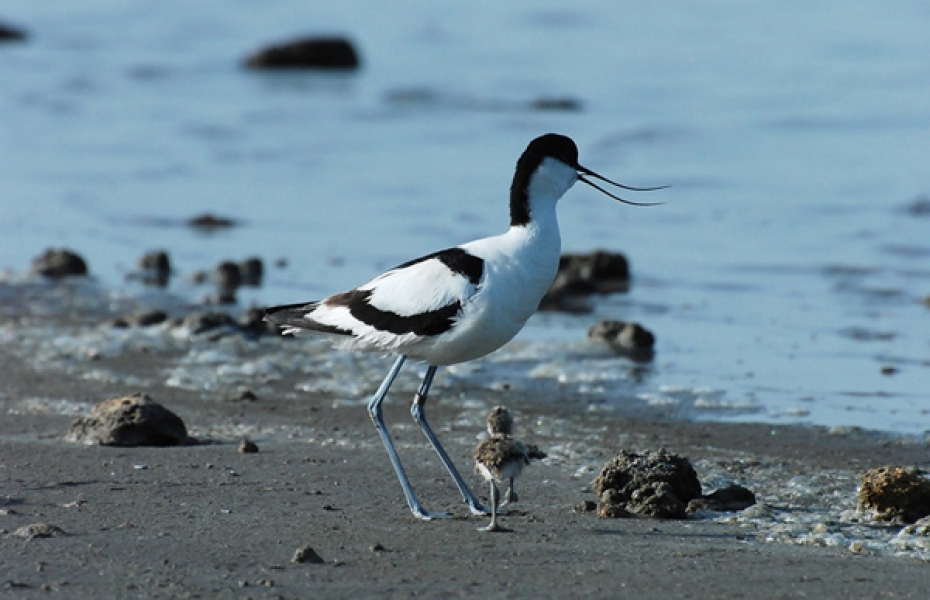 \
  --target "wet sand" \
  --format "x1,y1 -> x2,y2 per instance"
2,282 -> 929,598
